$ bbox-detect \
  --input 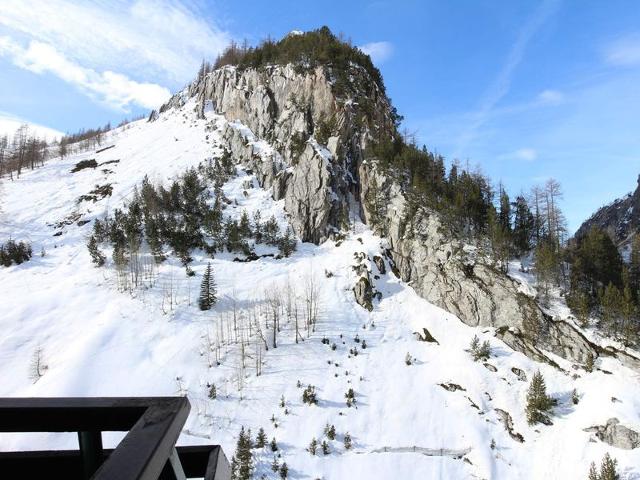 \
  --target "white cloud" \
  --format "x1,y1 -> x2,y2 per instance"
537,89 -> 565,105
0,0 -> 231,85
513,148 -> 537,161
359,41 -> 394,64
498,148 -> 537,162
0,112 -> 64,140
0,37 -> 171,110
604,34 -> 640,67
